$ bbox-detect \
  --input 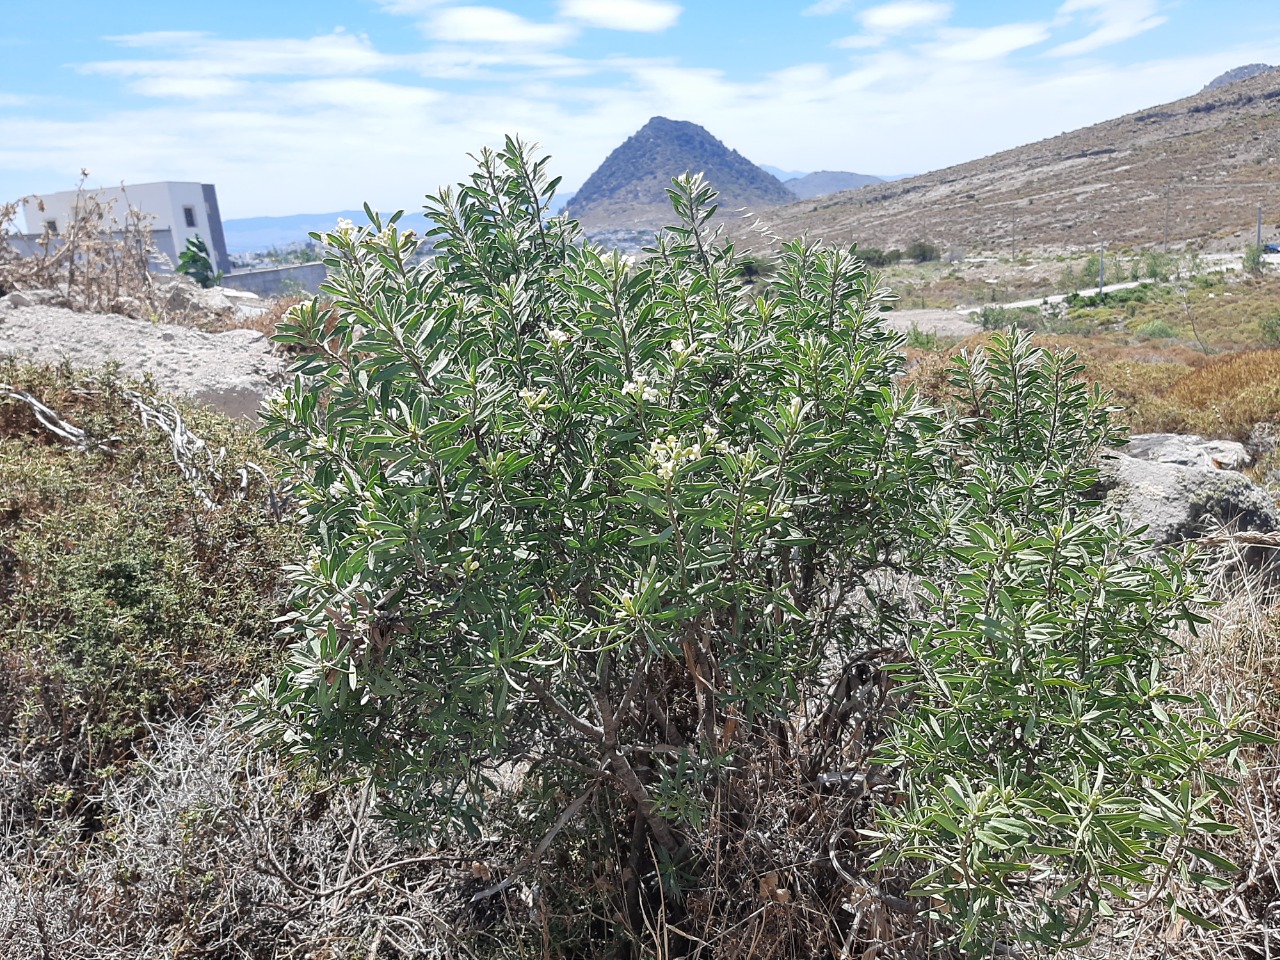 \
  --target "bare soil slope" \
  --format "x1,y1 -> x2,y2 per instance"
751,69 -> 1280,255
